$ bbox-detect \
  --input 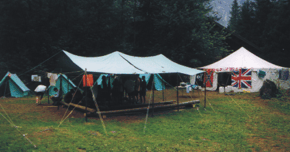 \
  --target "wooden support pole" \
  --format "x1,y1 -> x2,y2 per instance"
67,76 -> 70,94
58,70 -> 62,110
204,72 -> 206,108
152,74 -> 155,116
85,68 -> 88,122
177,74 -> 179,112
47,89 -> 50,104
162,80 -> 164,101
